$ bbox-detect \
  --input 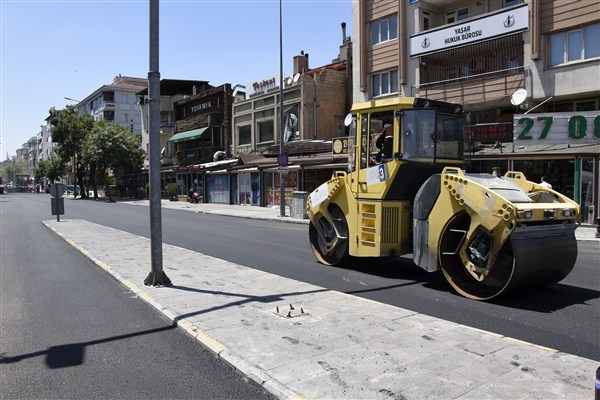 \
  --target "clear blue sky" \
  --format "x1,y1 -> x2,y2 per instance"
0,0 -> 352,160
